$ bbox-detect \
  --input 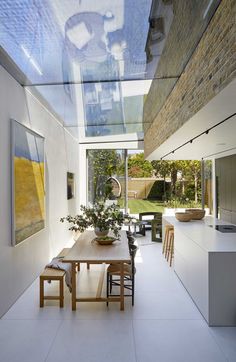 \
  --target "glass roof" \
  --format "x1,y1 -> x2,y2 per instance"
0,0 -> 221,140
0,0 -> 155,85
